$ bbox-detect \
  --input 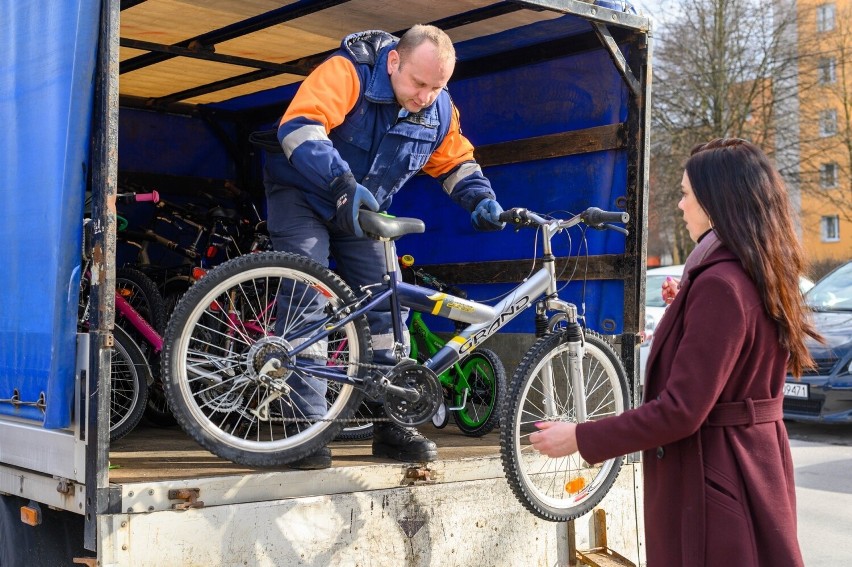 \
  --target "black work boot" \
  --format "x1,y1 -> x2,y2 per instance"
372,423 -> 438,462
288,445 -> 332,470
